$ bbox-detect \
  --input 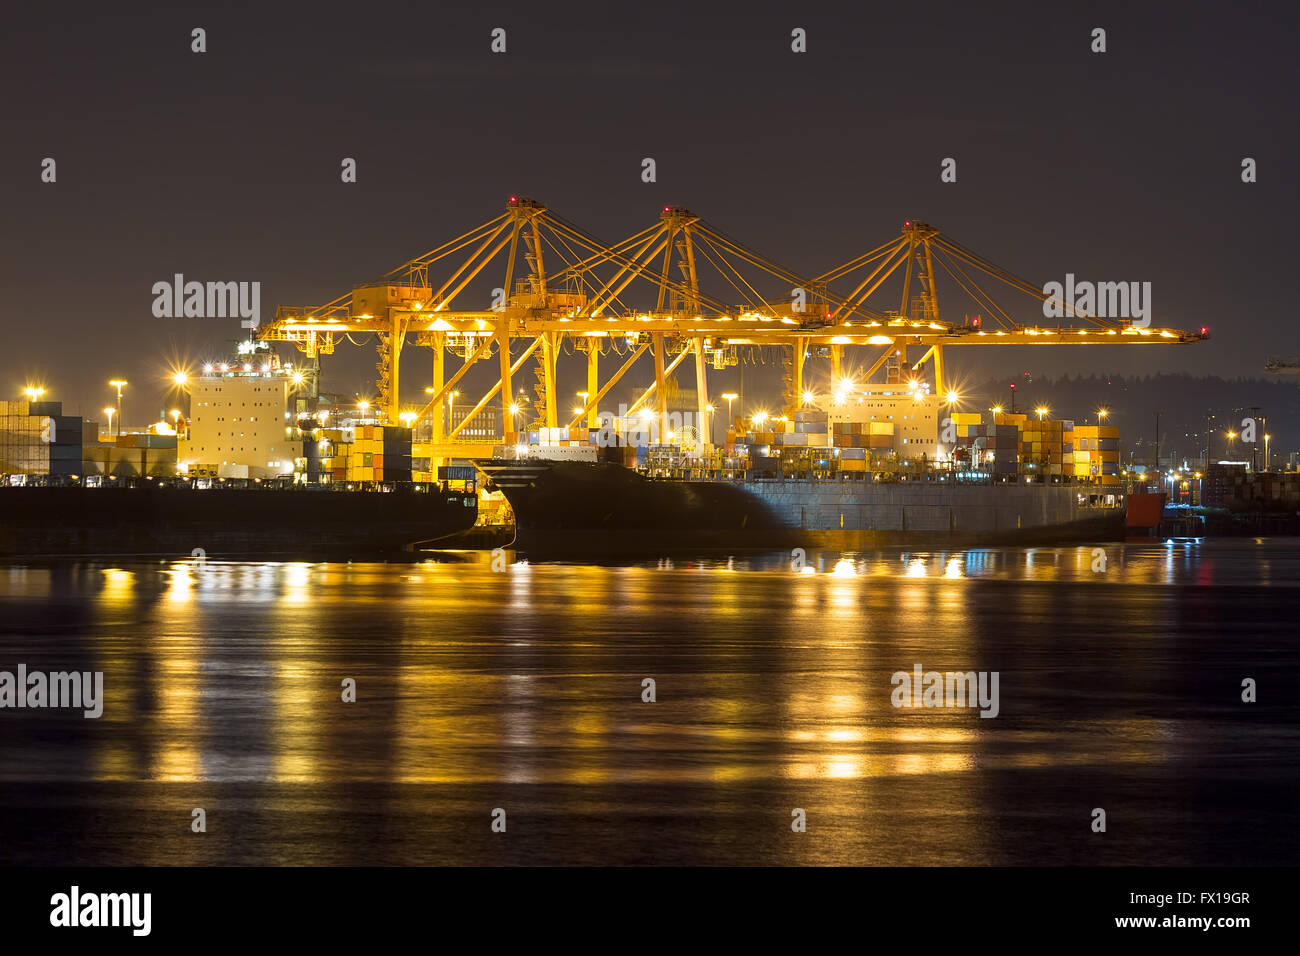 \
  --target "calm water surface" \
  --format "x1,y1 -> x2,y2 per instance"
1,539 -> 1296,865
